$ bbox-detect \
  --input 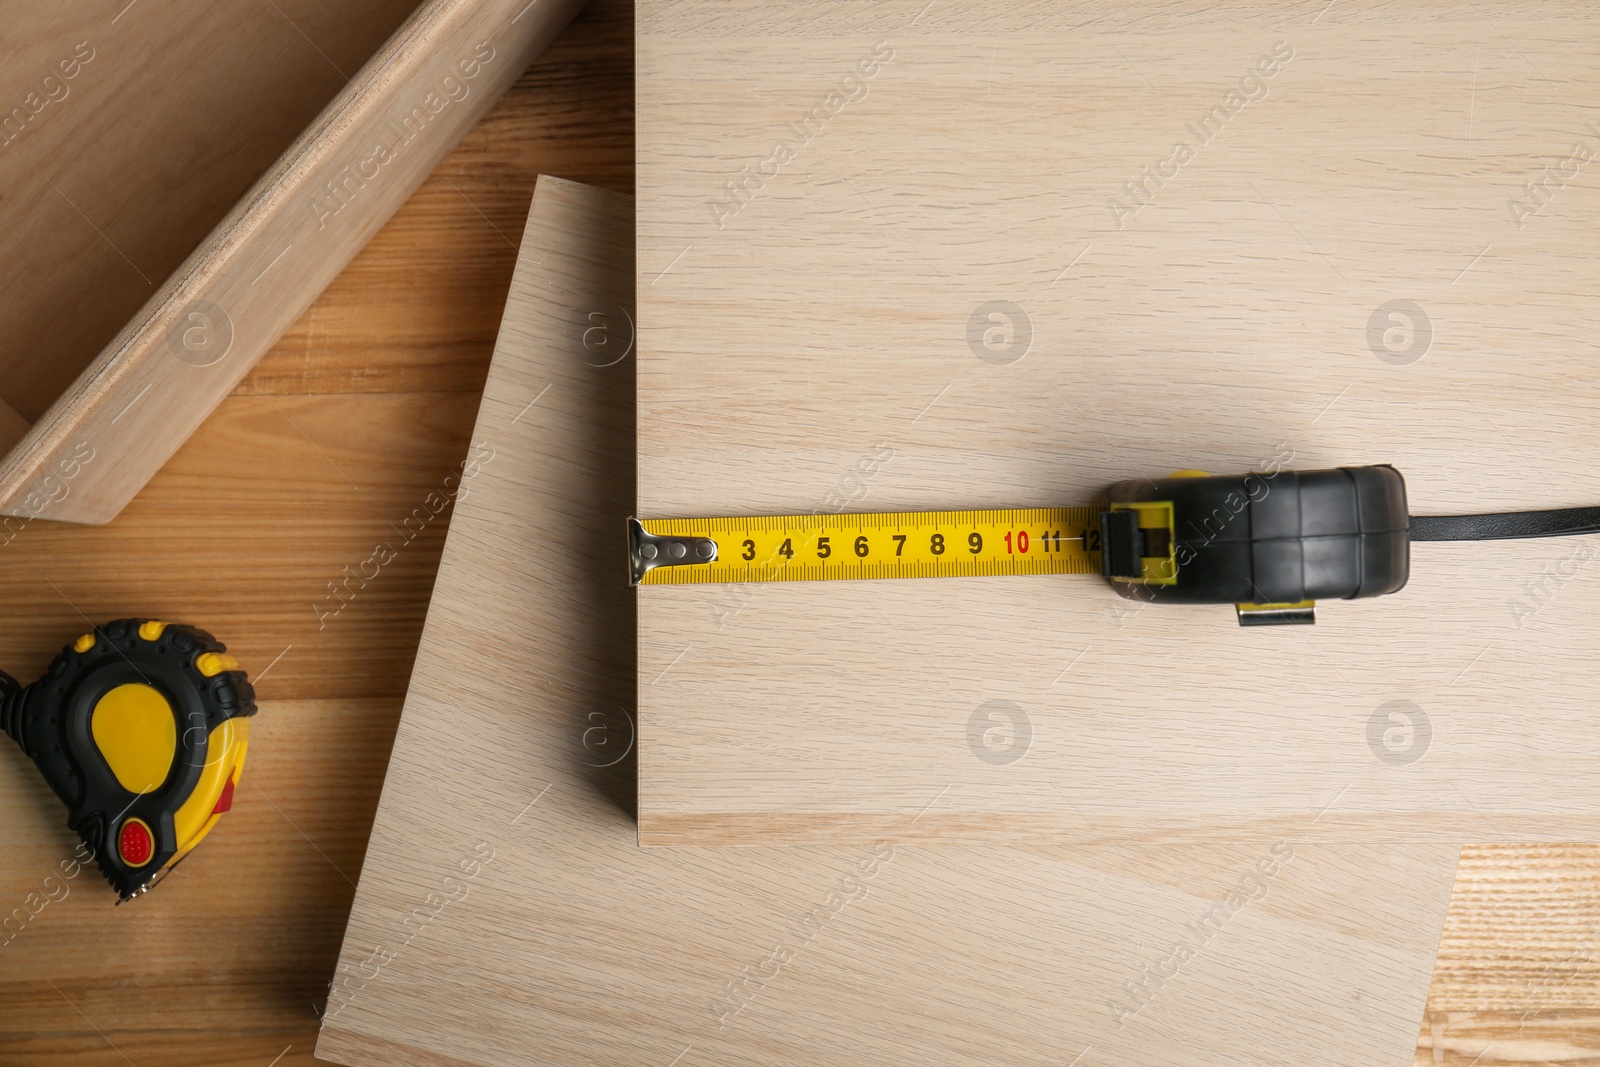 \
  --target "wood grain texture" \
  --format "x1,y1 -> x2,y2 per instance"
0,3 -> 1597,1063
0,4 -> 633,1063
0,0 -> 586,526
313,175 -> 1461,1067
0,0 -> 421,424
634,0 -> 1600,845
